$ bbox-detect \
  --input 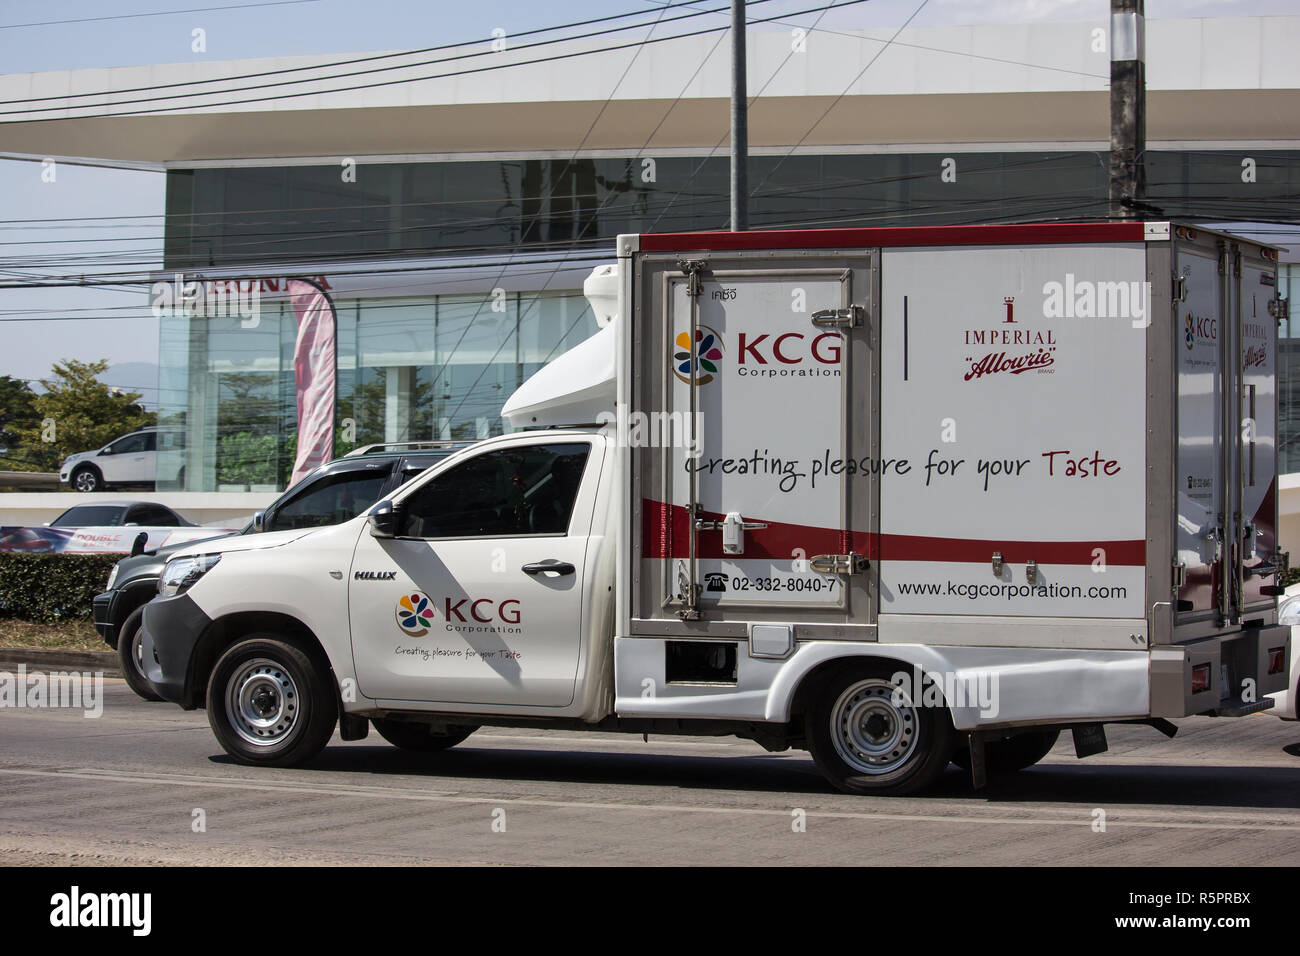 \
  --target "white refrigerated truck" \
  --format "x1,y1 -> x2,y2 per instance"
142,221 -> 1292,795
